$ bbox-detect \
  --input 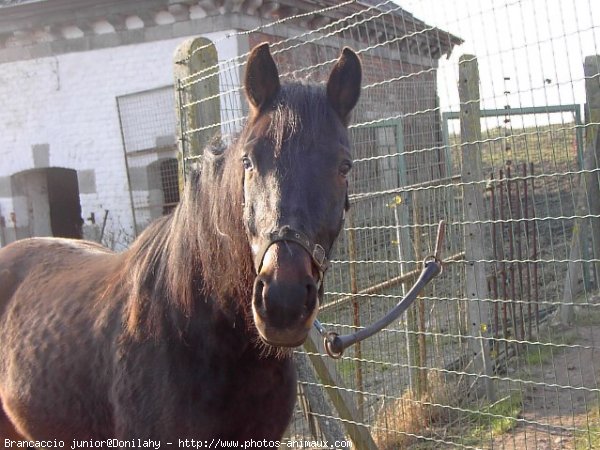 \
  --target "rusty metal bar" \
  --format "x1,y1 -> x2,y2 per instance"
513,162 -> 526,343
489,172 -> 500,355
498,169 -> 510,365
523,162 -> 533,340
506,163 -> 520,350
346,212 -> 363,420
530,162 -> 540,334
321,251 -> 466,314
